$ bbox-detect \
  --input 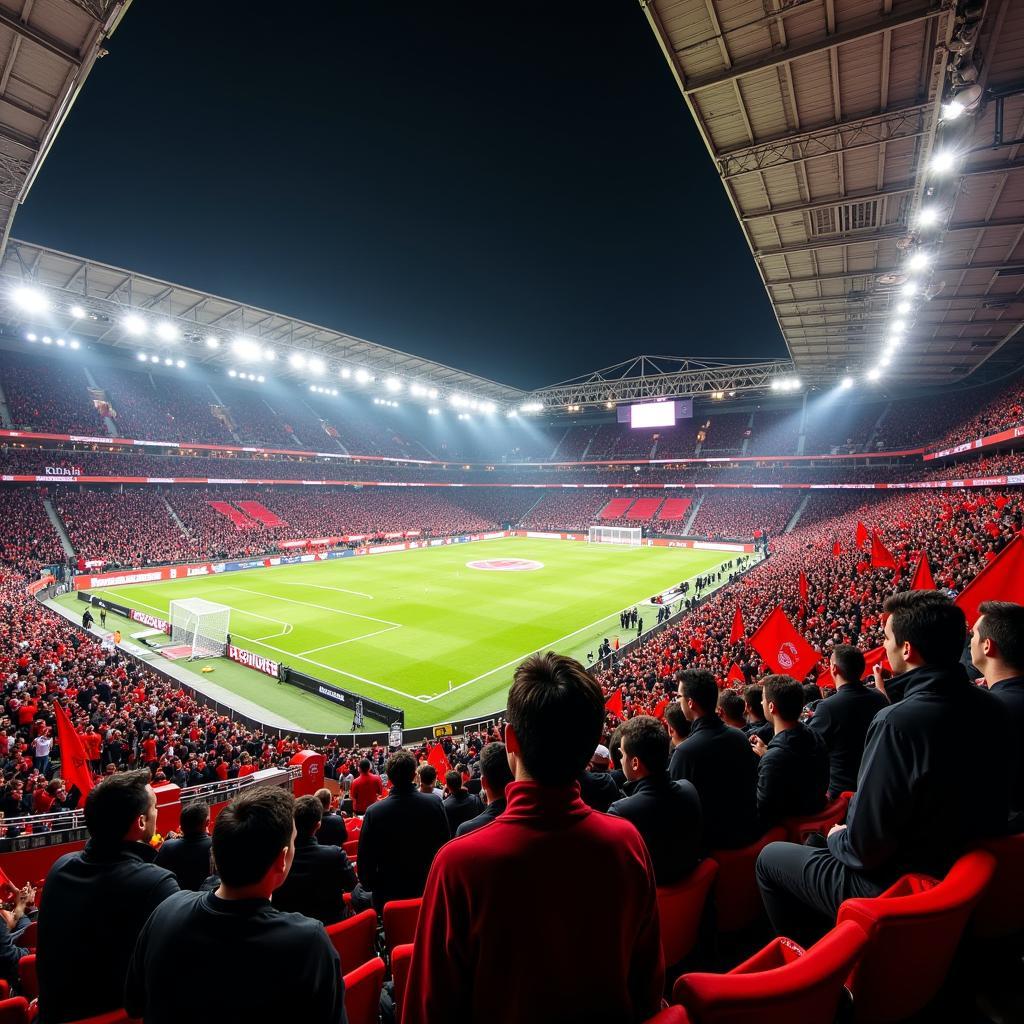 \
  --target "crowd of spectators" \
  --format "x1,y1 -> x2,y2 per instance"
926,376 -> 1024,451
0,489 -> 64,572
689,491 -> 802,539
517,490 -> 611,531
0,350 -> 102,435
